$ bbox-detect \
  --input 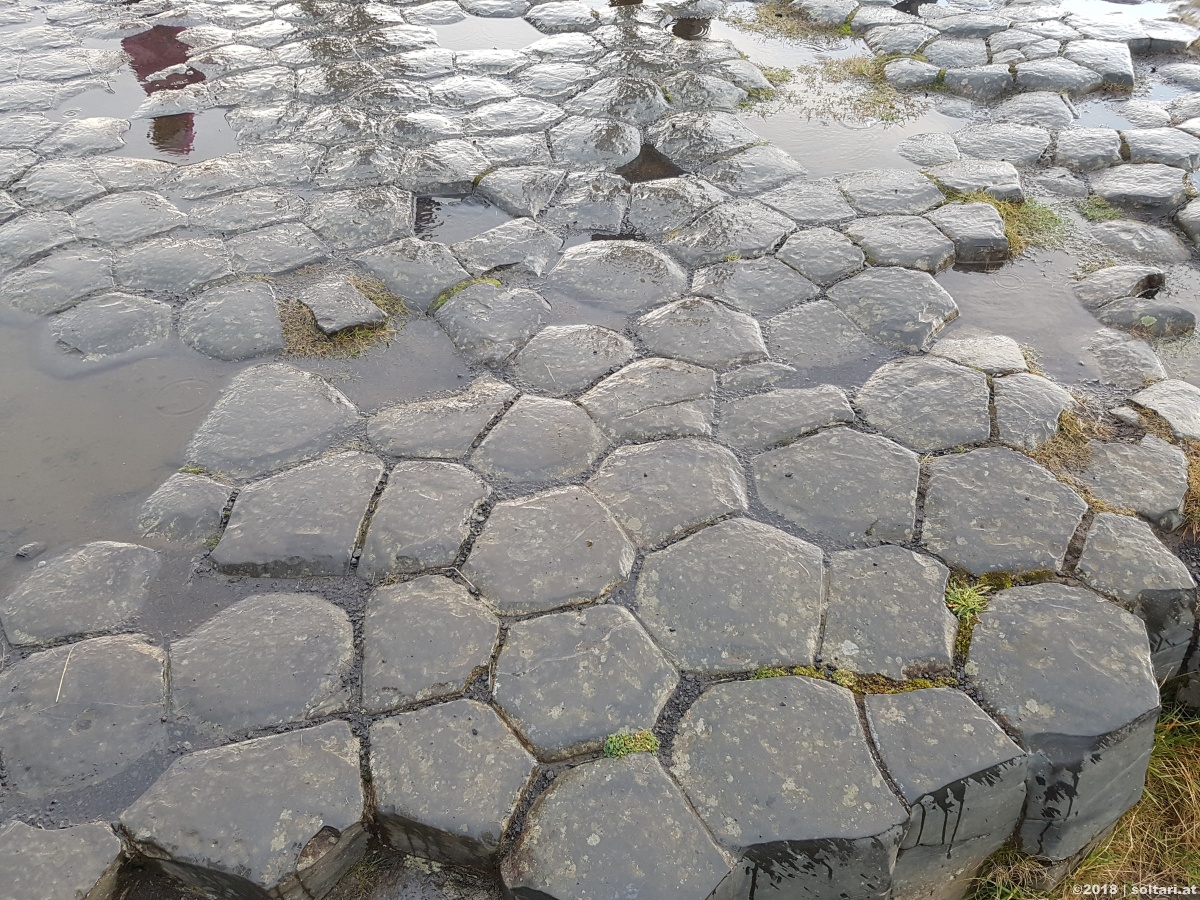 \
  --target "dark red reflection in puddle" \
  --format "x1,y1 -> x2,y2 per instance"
121,25 -> 206,156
